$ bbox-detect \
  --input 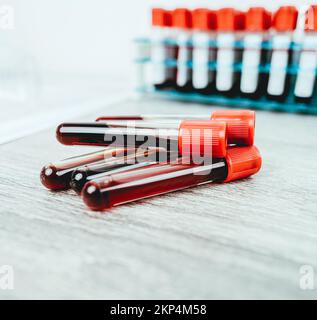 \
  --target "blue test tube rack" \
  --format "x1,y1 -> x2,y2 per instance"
134,38 -> 317,115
